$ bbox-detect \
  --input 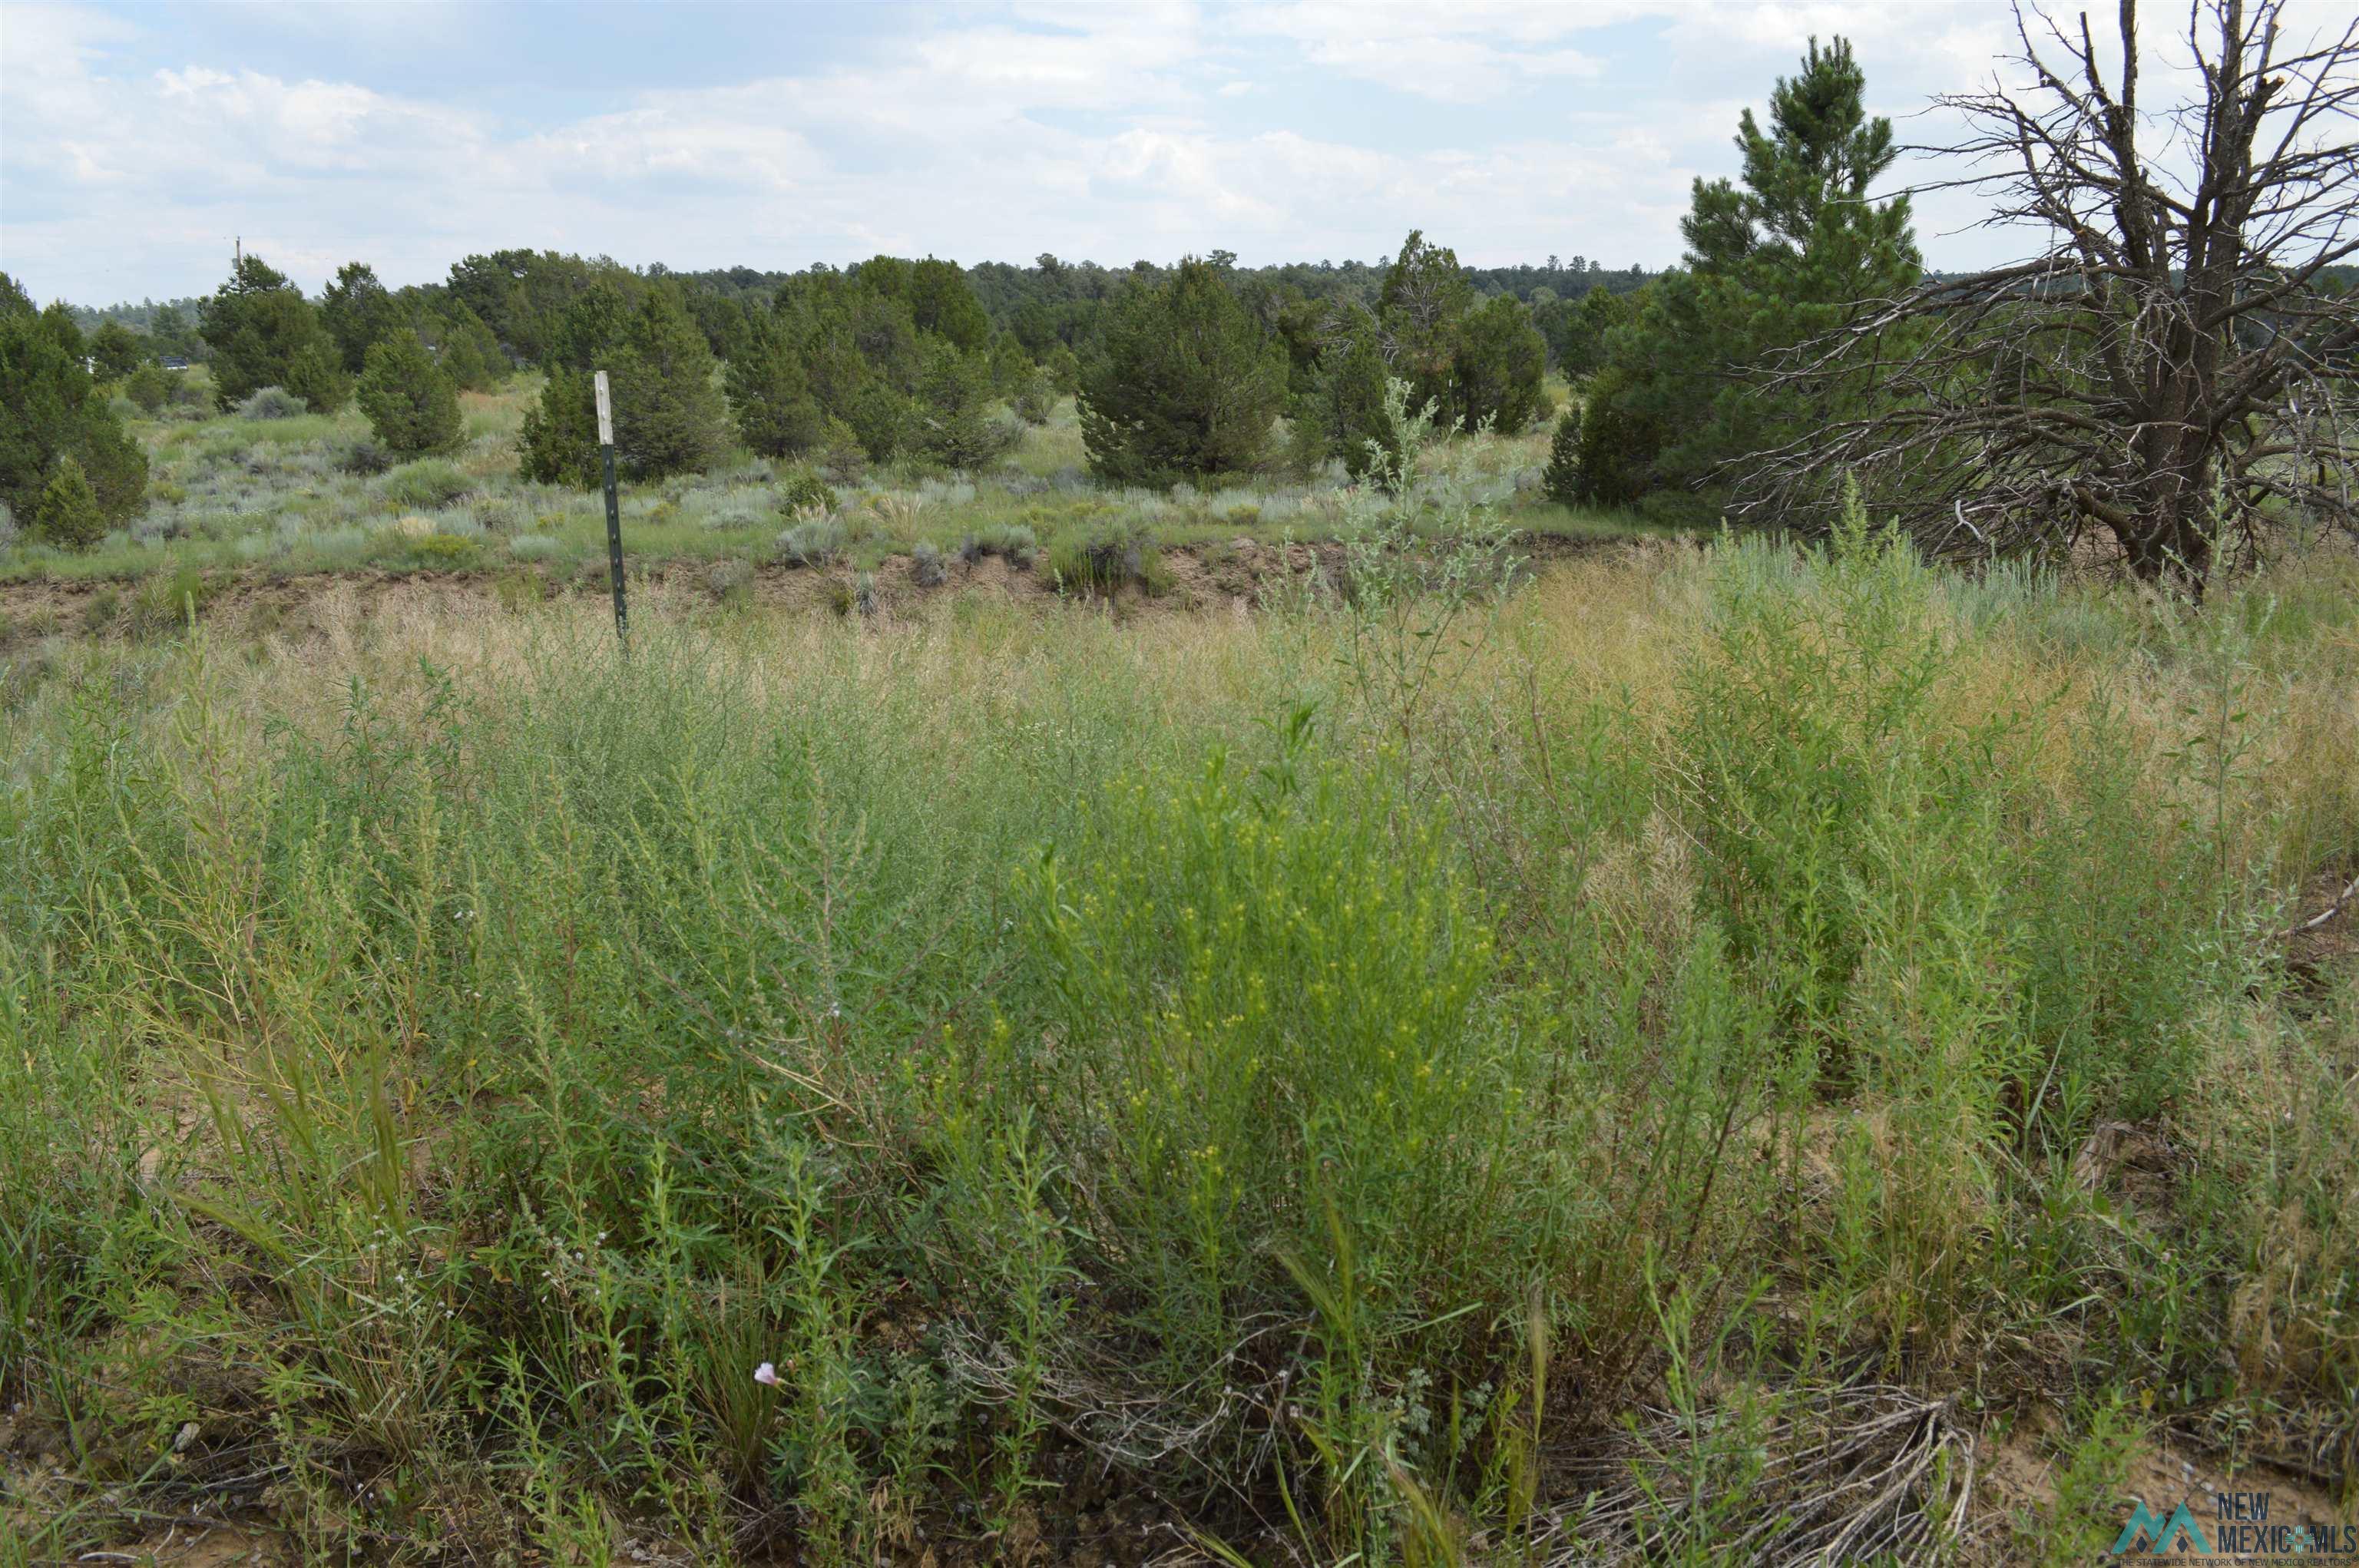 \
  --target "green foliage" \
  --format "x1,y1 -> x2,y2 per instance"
1302,323 -> 1398,481
1596,37 -> 1920,506
1079,256 -> 1288,486
777,469 -> 838,514
321,261 -> 402,375
199,254 -> 345,412
1534,284 -> 1629,380
124,363 -> 170,414
911,341 -> 1020,468
0,273 -> 148,528
238,386 -> 308,421
1564,364 -> 1666,509
1542,404 -> 1583,506
381,457 -> 472,510
88,320 -> 144,382
725,312 -> 825,458
419,302 -> 506,391
32,452 -> 106,548
1376,230 -> 1475,417
1450,293 -> 1550,435
357,331 -> 464,456
519,287 -> 728,486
